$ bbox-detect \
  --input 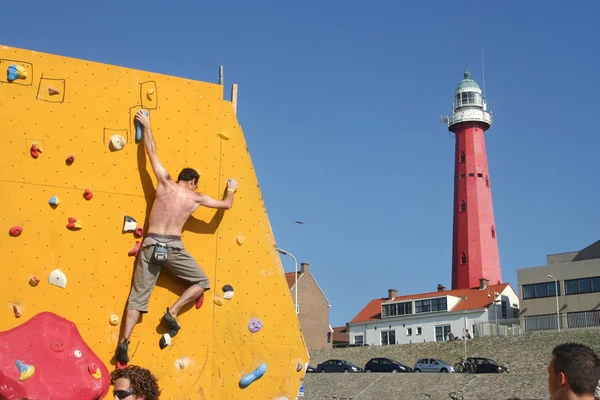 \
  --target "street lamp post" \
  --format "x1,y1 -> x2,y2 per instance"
277,247 -> 299,314
548,275 -> 560,332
